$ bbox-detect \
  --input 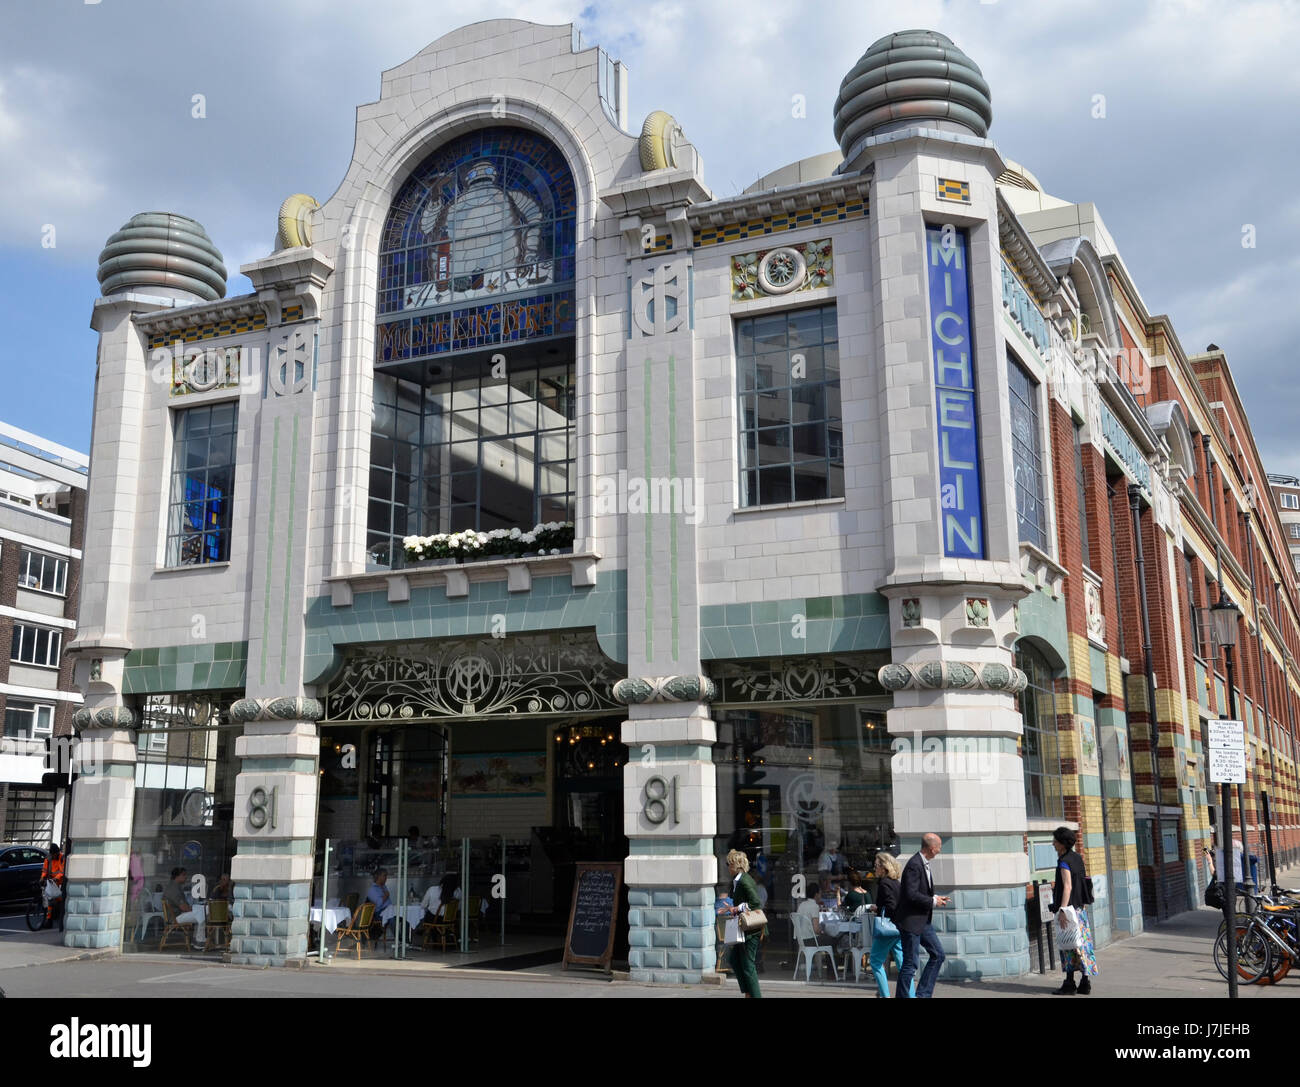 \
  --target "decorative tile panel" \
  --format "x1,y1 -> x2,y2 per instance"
731,239 -> 832,301
147,312 -> 267,350
693,198 -> 866,248
938,178 -> 971,202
